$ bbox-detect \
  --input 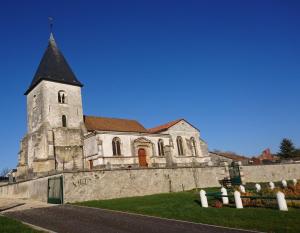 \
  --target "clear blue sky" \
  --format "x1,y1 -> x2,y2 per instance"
0,0 -> 299,169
